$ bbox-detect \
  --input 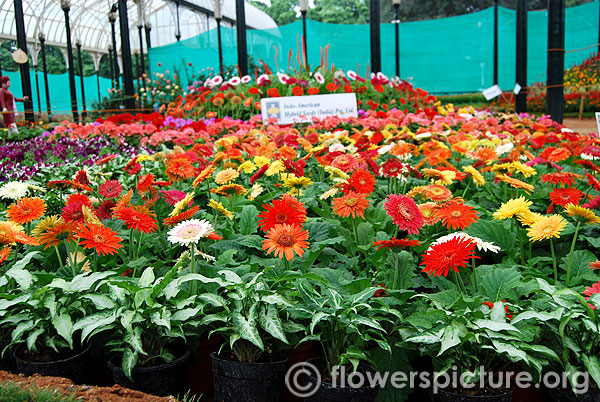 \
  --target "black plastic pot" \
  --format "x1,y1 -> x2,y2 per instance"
14,343 -> 91,384
211,352 -> 287,402
303,357 -> 380,402
108,350 -> 190,397
431,388 -> 513,402
543,386 -> 600,402
0,341 -> 17,373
